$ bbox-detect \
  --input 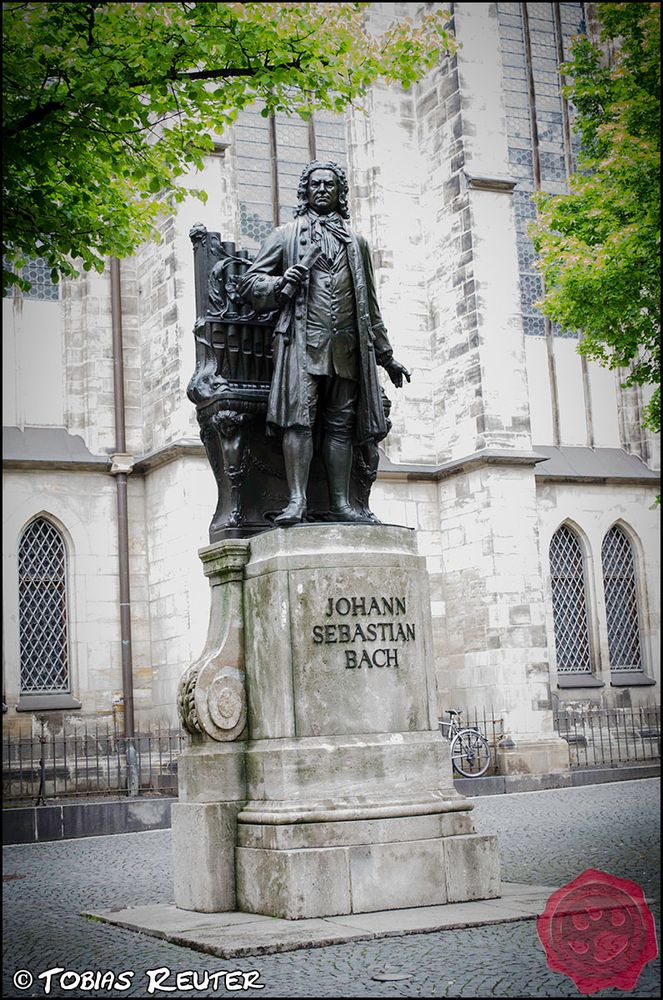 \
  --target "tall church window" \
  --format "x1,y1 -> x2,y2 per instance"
18,518 -> 70,693
601,526 -> 643,671
549,524 -> 592,673
235,106 -> 348,251
496,2 -> 585,337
